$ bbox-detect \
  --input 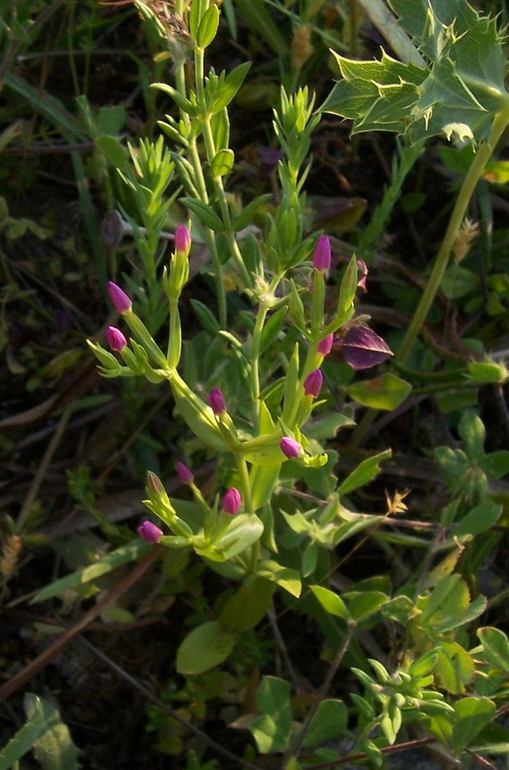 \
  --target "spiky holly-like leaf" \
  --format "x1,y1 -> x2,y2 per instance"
323,0 -> 509,144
